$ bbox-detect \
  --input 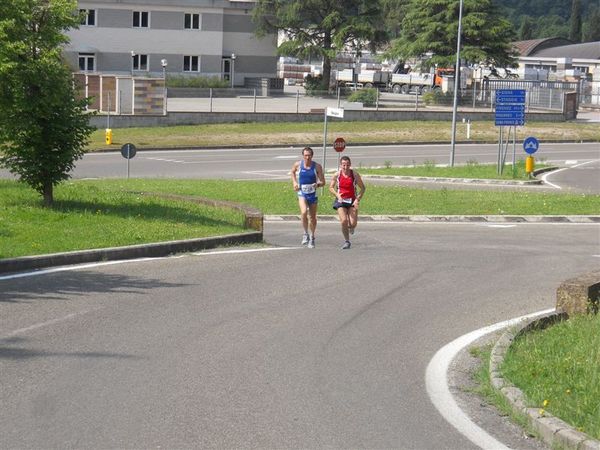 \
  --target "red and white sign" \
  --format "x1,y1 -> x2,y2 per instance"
333,137 -> 346,153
